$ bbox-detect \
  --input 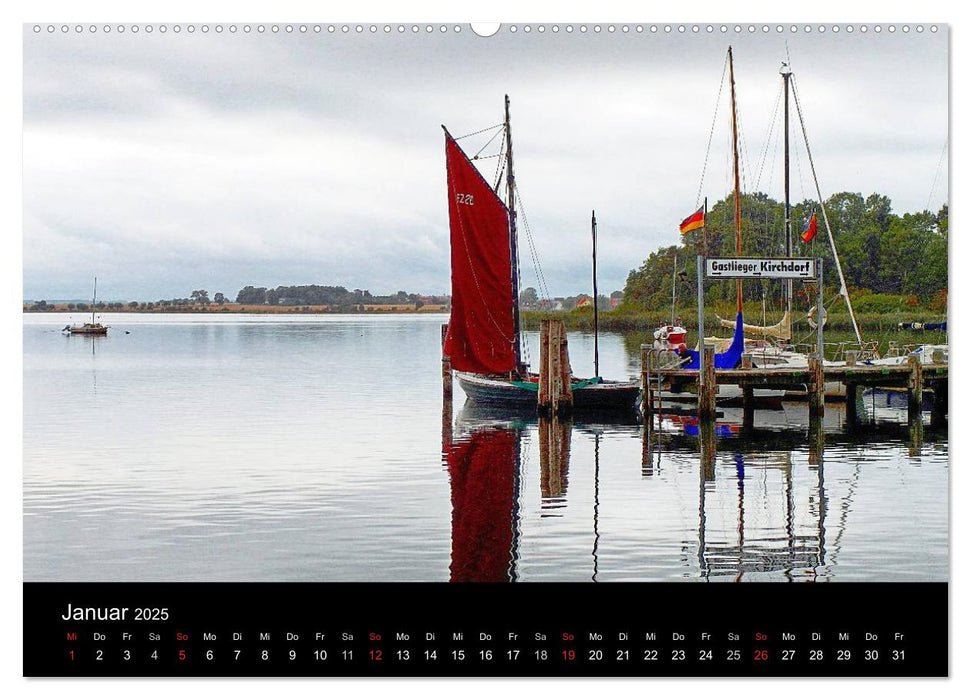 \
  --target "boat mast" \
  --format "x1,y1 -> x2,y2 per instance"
91,277 -> 97,325
671,252 -> 678,325
781,62 -> 793,338
591,210 -> 600,378
505,95 -> 524,375
728,47 -> 743,313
